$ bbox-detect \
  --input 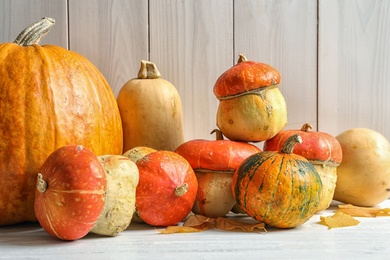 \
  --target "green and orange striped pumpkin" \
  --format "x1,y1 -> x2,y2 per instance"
232,134 -> 322,228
